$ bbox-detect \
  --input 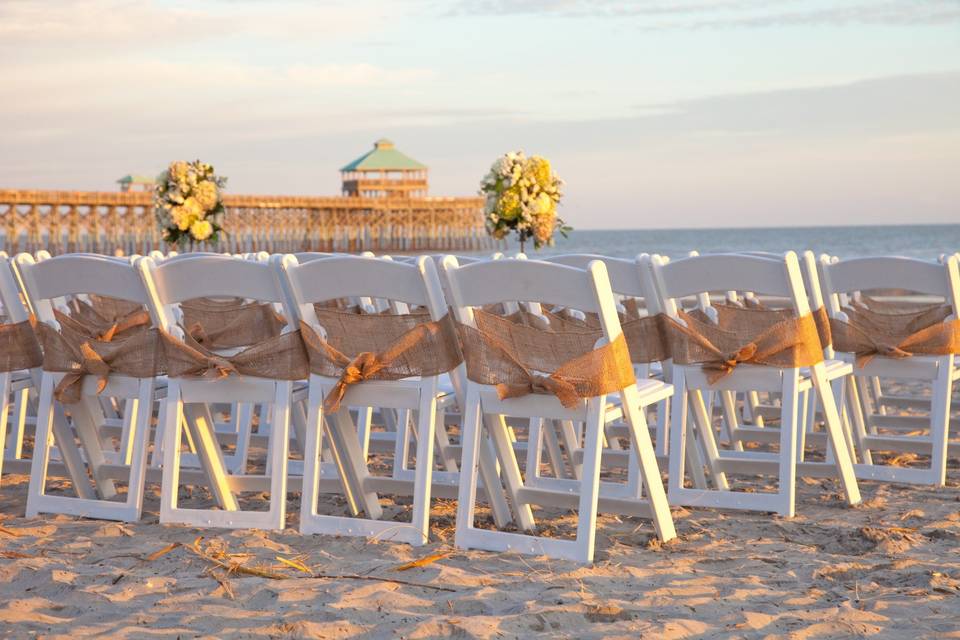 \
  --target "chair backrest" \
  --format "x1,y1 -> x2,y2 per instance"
643,252 -> 812,319
443,257 -> 606,318
542,253 -> 653,300
140,253 -> 293,336
280,255 -> 447,326
0,254 -> 30,325
15,253 -> 152,328
817,255 -> 960,318
442,256 -> 625,348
